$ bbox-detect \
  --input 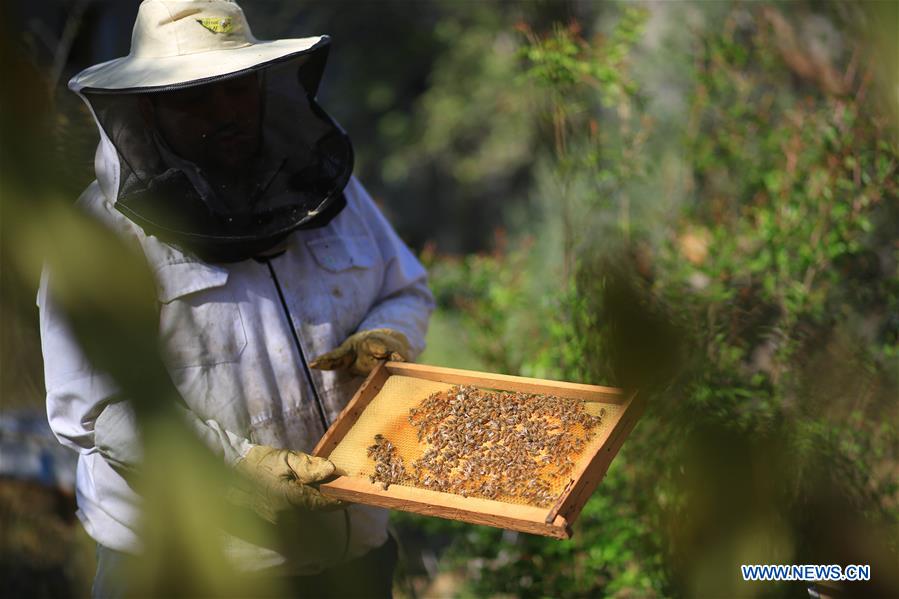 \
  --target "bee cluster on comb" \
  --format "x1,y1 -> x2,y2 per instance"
366,384 -> 604,506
